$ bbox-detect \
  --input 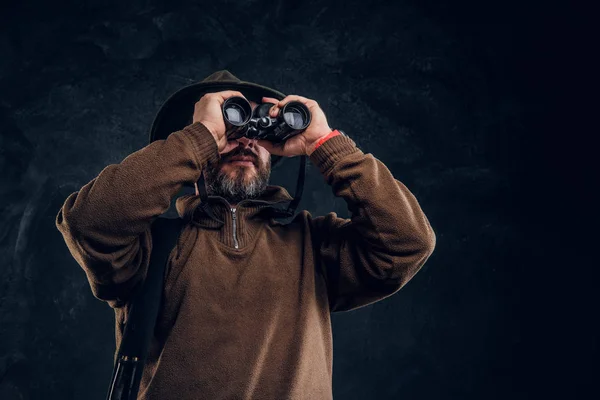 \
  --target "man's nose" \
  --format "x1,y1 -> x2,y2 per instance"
236,136 -> 257,149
